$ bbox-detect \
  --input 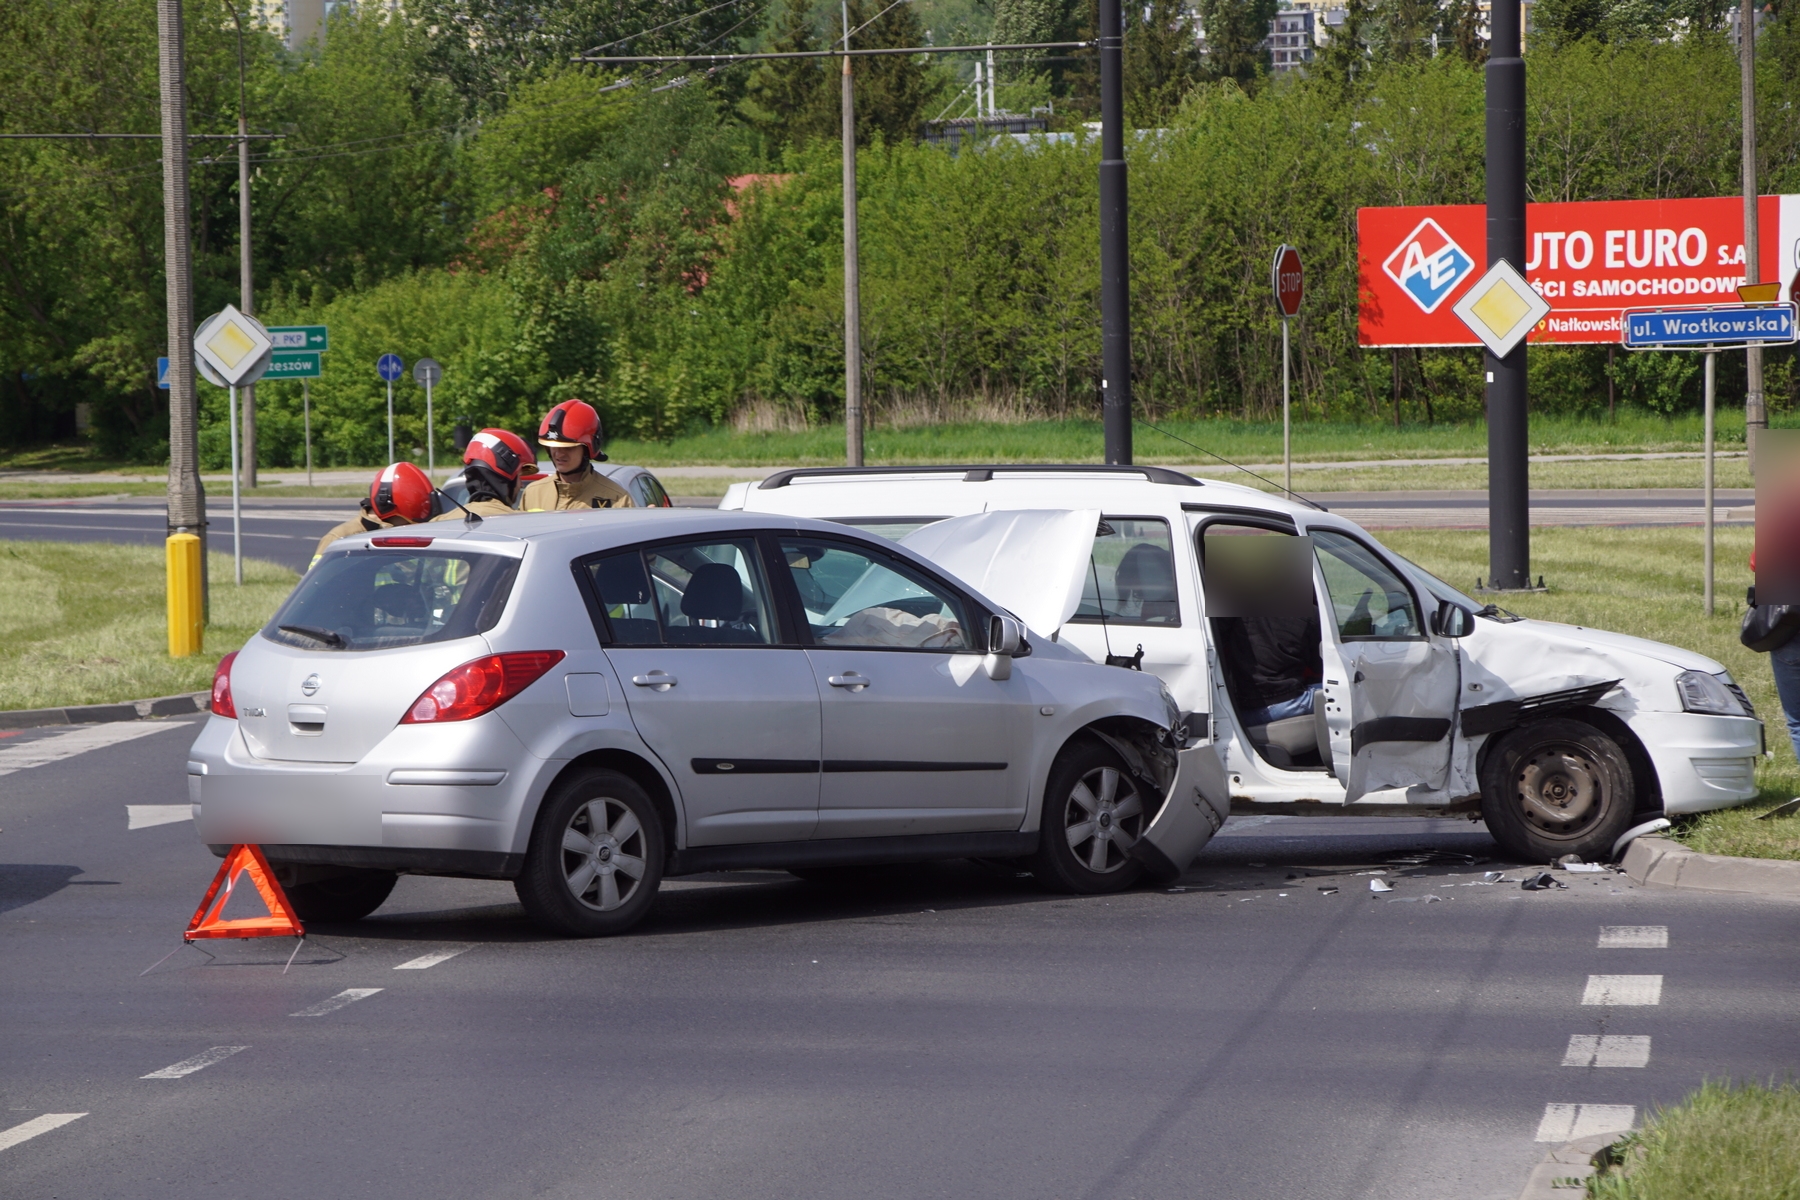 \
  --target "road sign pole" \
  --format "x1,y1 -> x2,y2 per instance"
1282,319 -> 1292,495
386,379 -> 395,464
1486,0 -> 1530,590
302,378 -> 313,488
1705,350 -> 1716,615
1742,0 -> 1765,470
425,379 -> 435,475
841,11 -> 863,469
1098,0 -> 1131,465
228,384 -> 243,586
